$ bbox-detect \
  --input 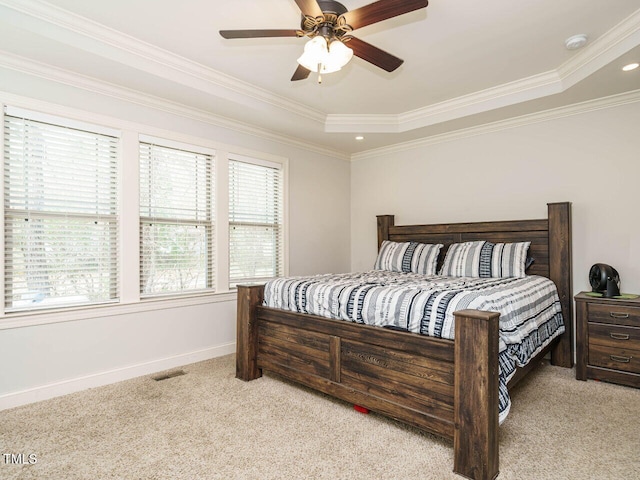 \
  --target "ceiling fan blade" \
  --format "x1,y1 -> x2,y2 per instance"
342,0 -> 428,30
220,29 -> 300,39
294,0 -> 323,17
291,64 -> 312,81
347,37 -> 403,72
